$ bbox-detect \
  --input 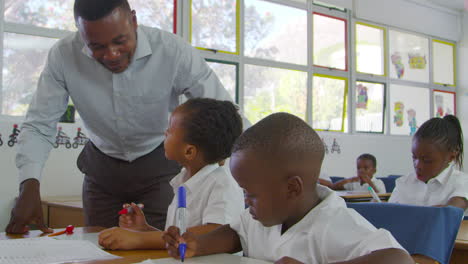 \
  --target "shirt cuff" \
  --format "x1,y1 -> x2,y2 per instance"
18,163 -> 43,184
